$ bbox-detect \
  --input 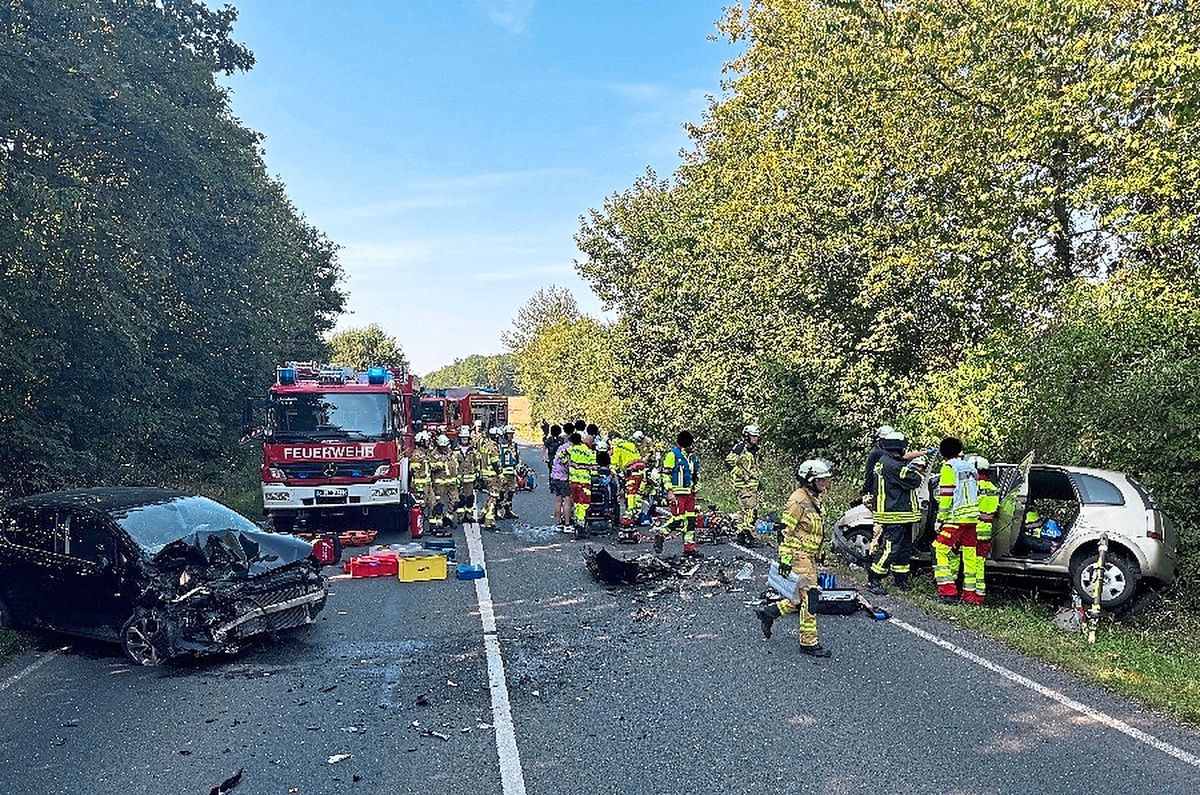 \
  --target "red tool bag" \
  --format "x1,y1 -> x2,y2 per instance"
310,533 -> 342,566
